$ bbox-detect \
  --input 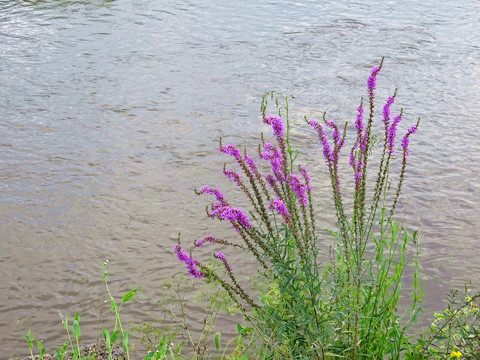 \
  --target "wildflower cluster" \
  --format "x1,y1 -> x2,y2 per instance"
175,106 -> 317,313
174,60 -> 423,359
